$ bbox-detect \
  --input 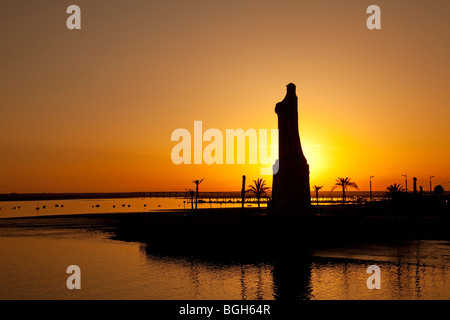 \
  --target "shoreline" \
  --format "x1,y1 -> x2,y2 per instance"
1,207 -> 449,258
0,191 -> 397,202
